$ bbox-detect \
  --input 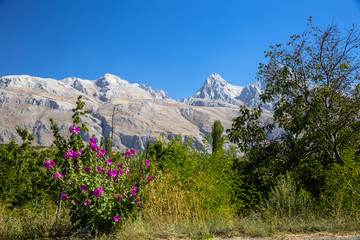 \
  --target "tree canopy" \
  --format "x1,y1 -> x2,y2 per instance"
228,19 -> 360,198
